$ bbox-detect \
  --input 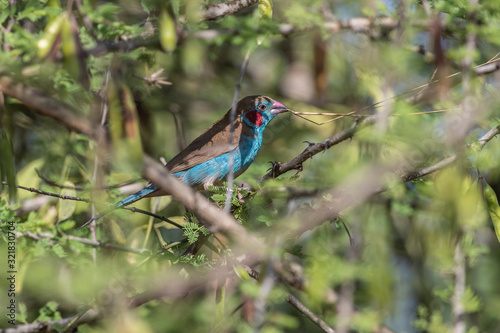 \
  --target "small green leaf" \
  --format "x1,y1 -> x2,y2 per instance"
233,265 -> 251,281
258,0 -> 273,20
